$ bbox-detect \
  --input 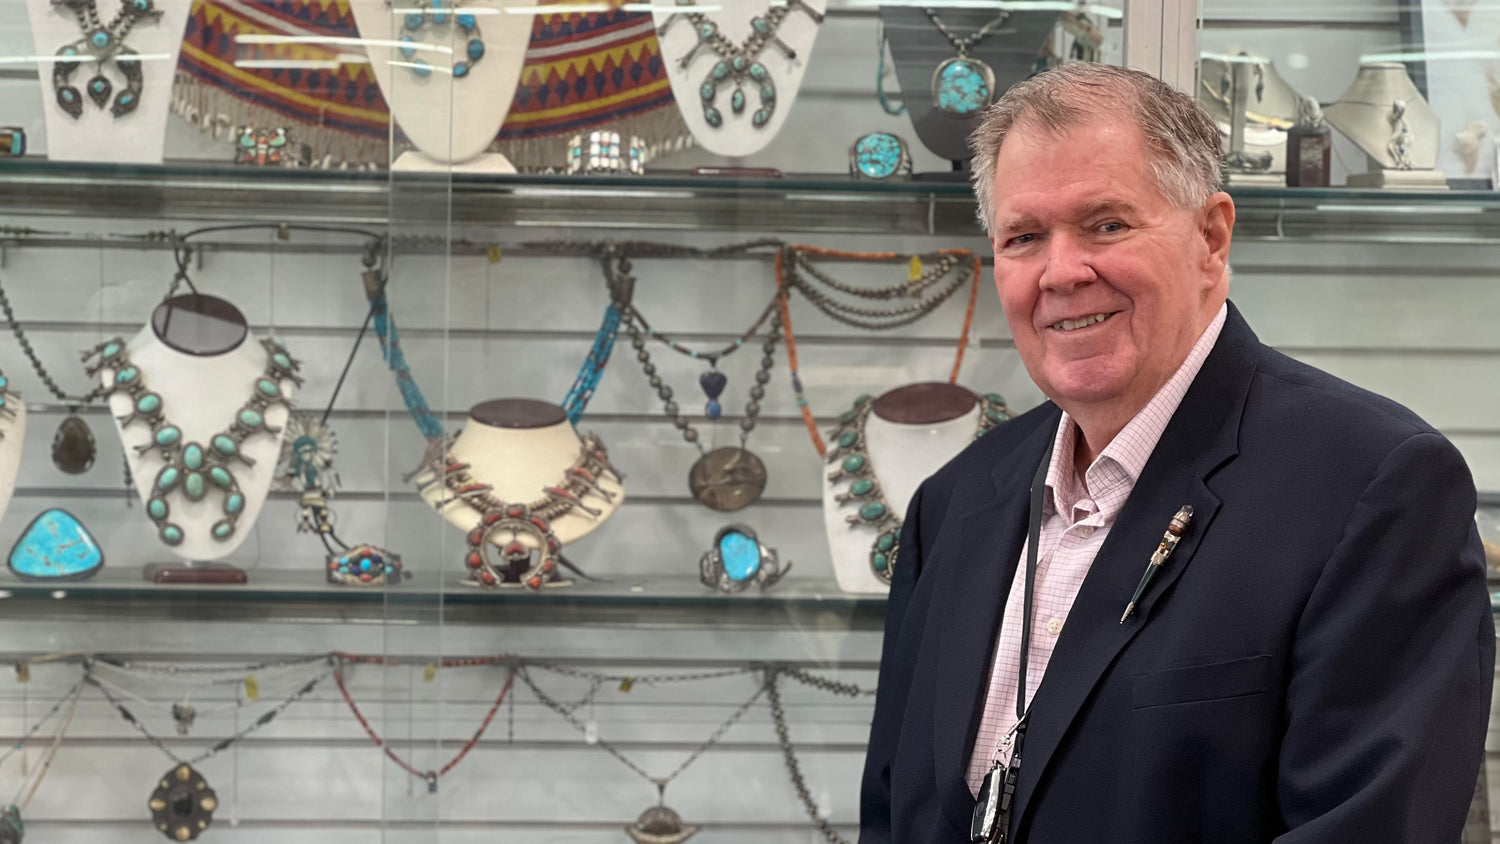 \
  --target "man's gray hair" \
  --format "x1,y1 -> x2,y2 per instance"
968,64 -> 1223,235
